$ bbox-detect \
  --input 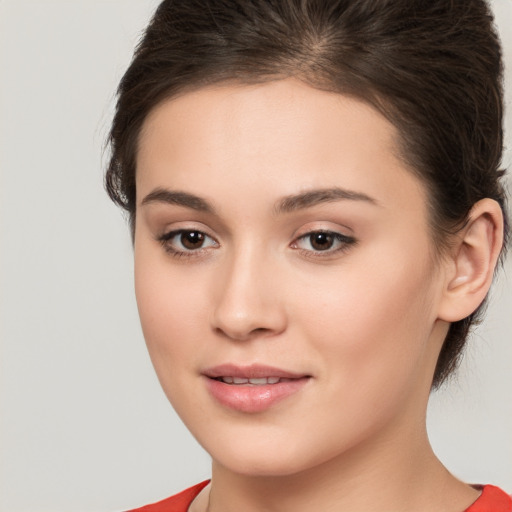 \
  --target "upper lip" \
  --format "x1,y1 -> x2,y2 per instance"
202,364 -> 309,380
